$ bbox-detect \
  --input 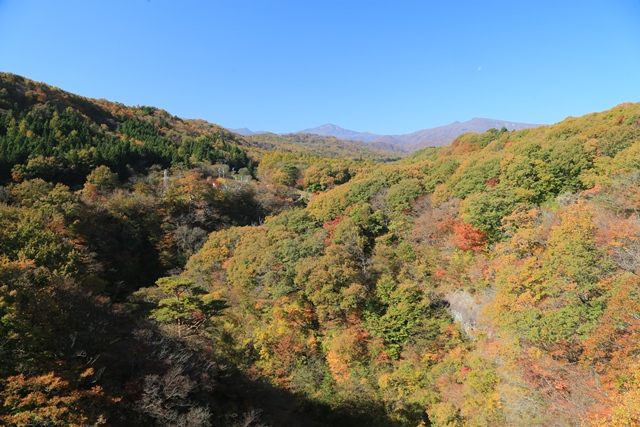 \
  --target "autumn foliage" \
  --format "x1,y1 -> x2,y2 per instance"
3,73 -> 640,426
452,221 -> 487,251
